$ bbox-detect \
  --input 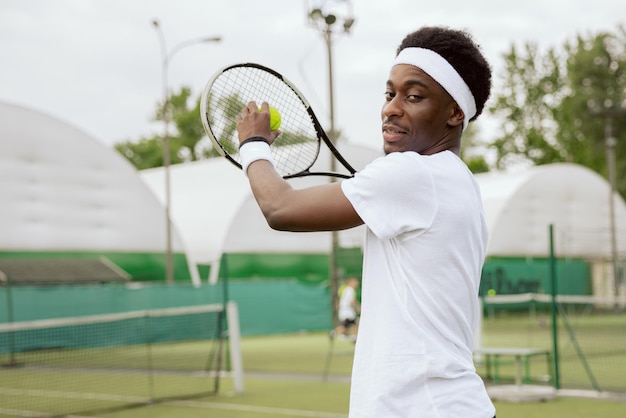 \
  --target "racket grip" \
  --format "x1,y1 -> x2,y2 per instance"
239,141 -> 276,176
